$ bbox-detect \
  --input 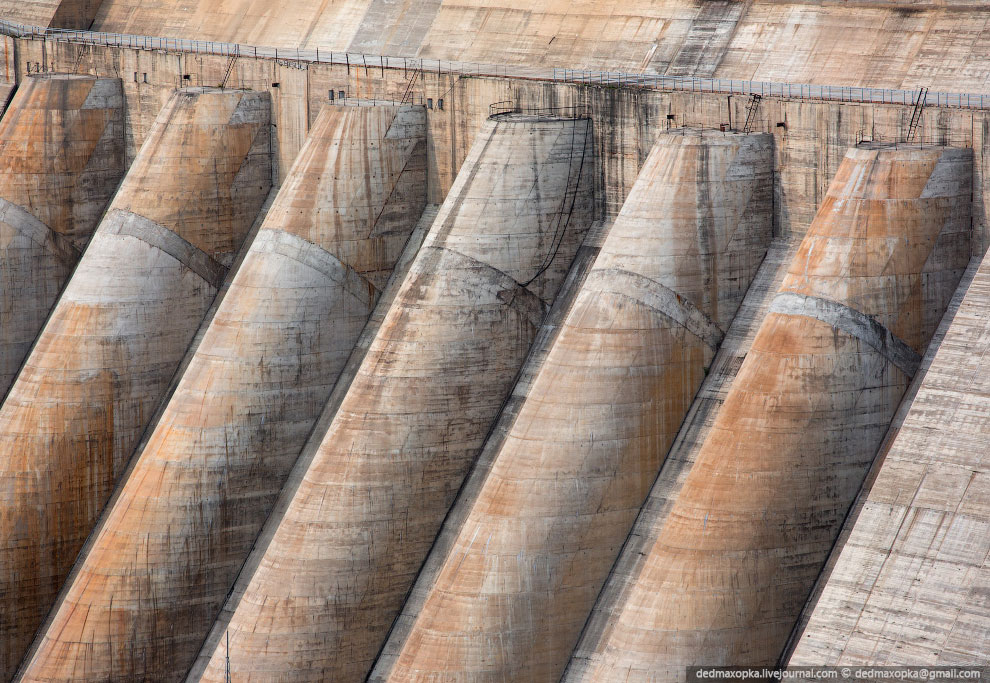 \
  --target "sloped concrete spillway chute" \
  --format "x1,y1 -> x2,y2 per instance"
568,145 -> 973,681
0,87 -> 271,680
19,102 -> 428,682
788,254 -> 990,663
0,73 -> 124,397
373,129 -> 773,683
195,112 -> 596,682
